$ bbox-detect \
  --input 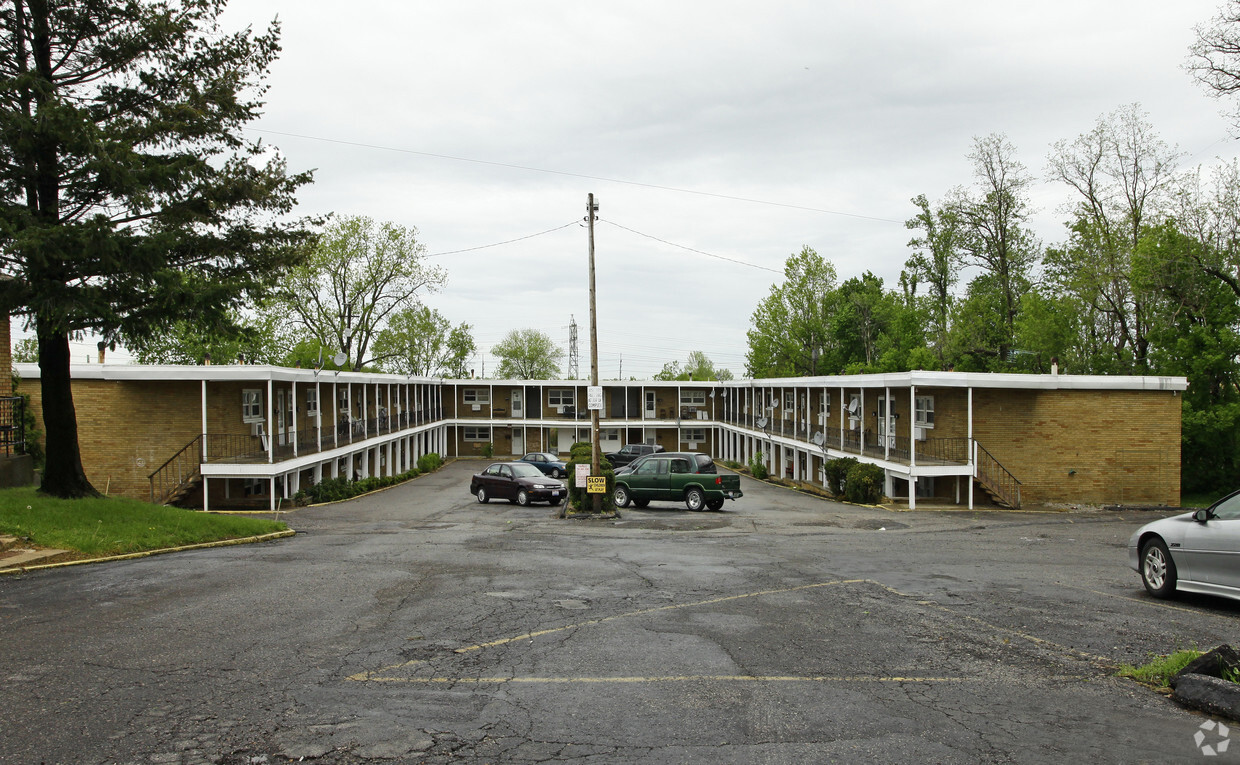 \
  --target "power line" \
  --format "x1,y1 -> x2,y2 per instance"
248,127 -> 904,224
599,218 -> 784,275
425,220 -> 579,258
